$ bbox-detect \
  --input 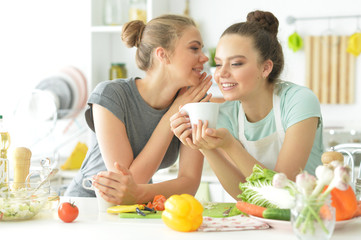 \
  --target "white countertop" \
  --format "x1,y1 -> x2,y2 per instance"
152,166 -> 220,183
1,197 -> 360,240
